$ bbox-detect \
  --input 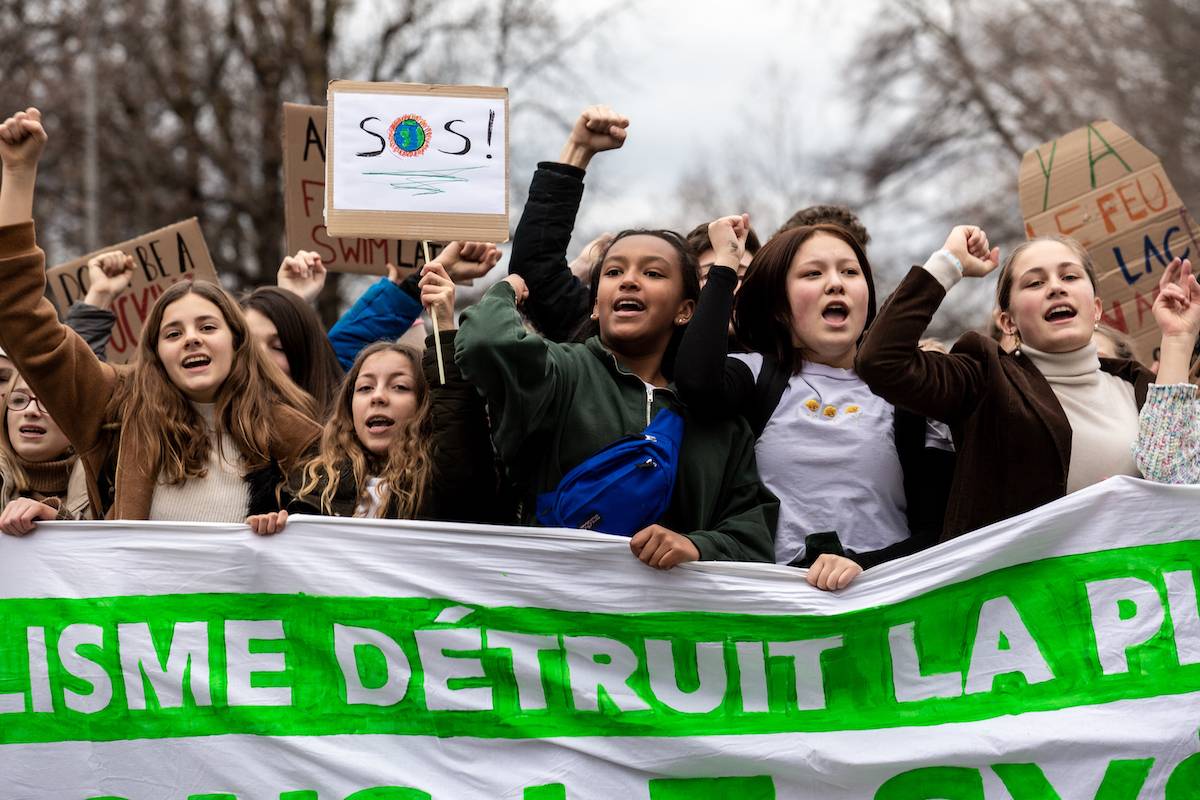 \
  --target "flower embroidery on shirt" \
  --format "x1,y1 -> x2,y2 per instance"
801,397 -> 866,420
